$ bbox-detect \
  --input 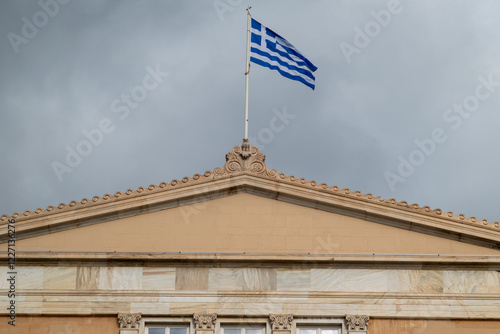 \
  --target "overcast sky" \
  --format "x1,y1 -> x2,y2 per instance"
1,0 -> 499,224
